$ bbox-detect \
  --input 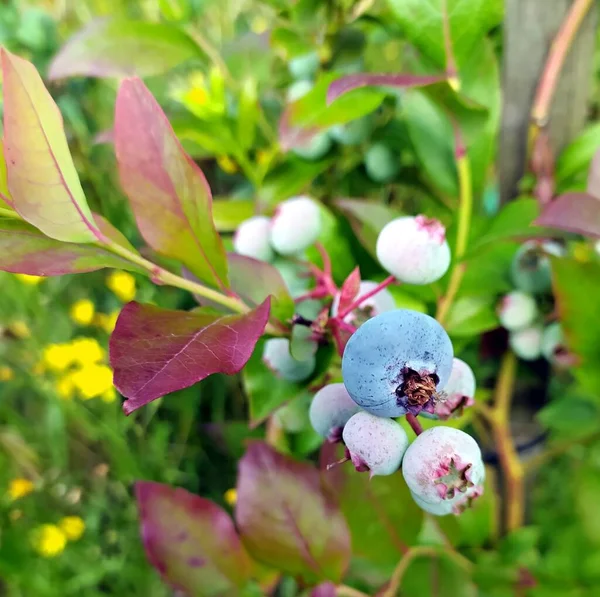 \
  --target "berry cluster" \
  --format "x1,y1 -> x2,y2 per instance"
309,309 -> 484,517
498,240 -> 568,364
